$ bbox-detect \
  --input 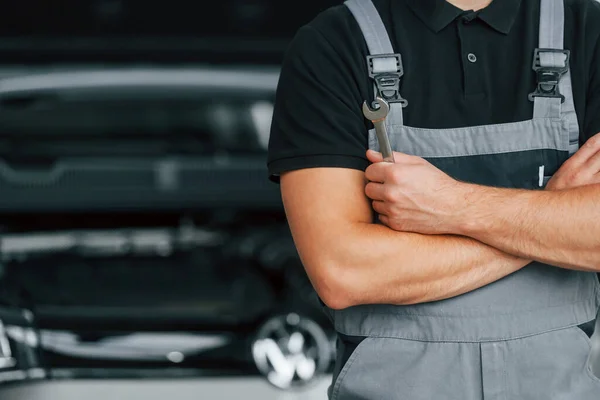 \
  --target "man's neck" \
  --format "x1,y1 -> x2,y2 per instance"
446,0 -> 493,11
